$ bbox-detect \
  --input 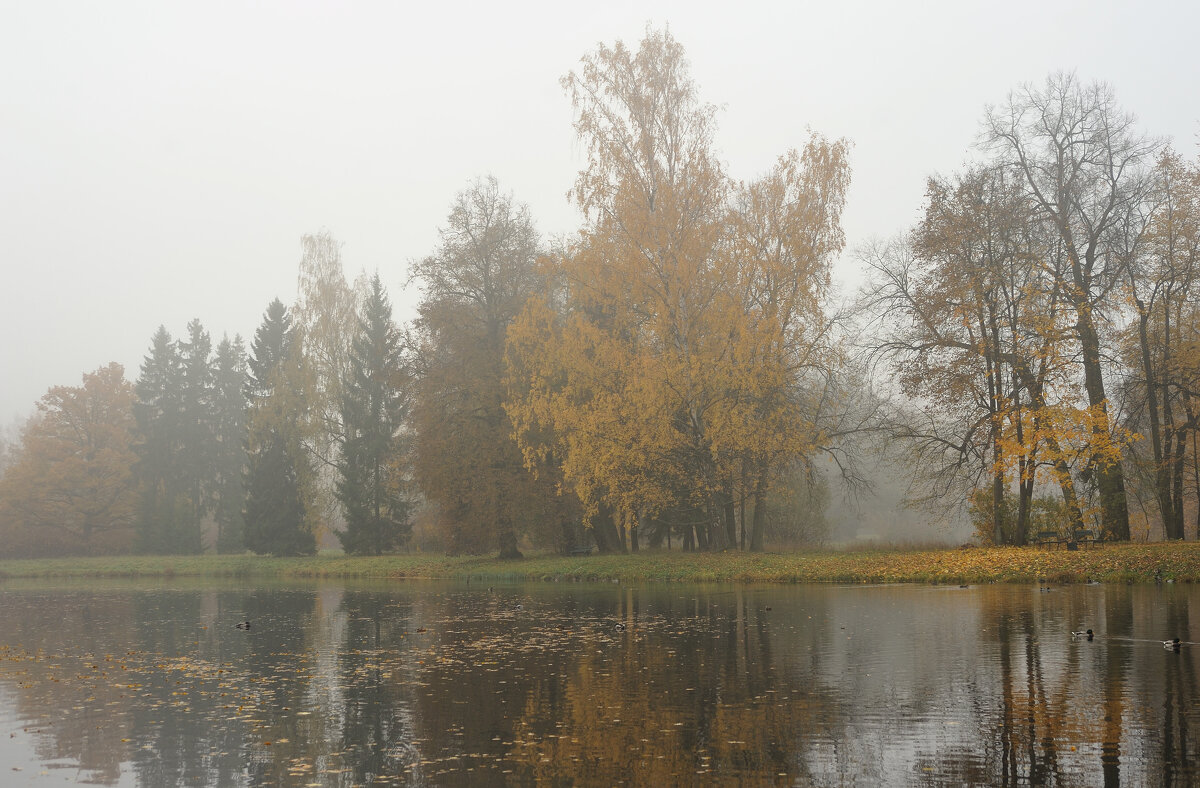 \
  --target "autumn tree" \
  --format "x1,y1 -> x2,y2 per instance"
0,363 -> 137,556
984,73 -> 1162,540
1121,149 -> 1200,540
410,176 -> 553,557
336,274 -> 410,555
292,231 -> 360,540
507,28 -> 850,552
244,299 -> 315,556
509,28 -> 729,551
863,166 -> 1115,544
724,143 -> 851,550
